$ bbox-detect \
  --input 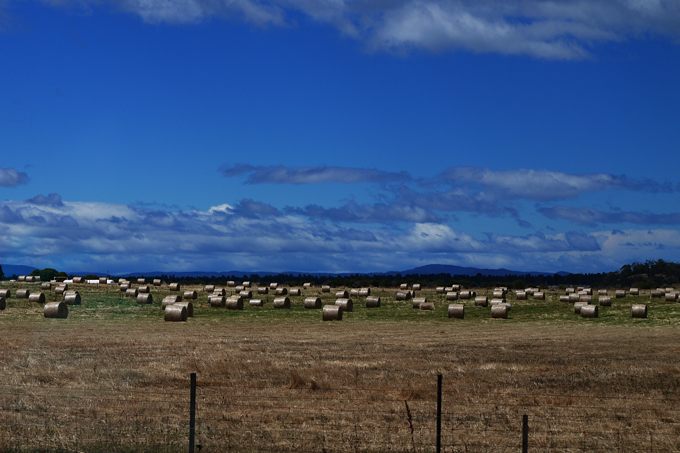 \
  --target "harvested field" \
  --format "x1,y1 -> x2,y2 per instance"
0,282 -> 679,451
